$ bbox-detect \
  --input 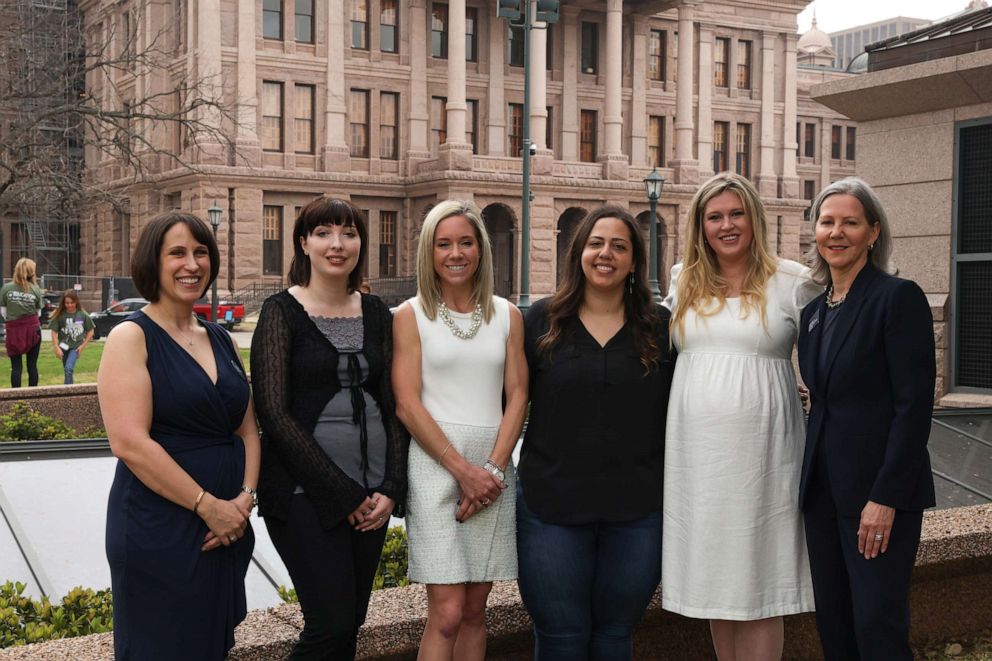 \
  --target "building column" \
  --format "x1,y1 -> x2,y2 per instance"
781,32 -> 800,198
560,5 -> 580,161
406,0 -> 431,168
756,32 -> 778,196
235,0 -> 261,166
322,1 -> 351,171
530,7 -> 552,174
697,26 -> 714,177
440,0 -> 473,169
820,119 -> 831,188
486,7 -> 507,156
671,1 -> 699,184
599,0 -> 627,179
630,16 -> 648,167
195,0 -> 224,164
